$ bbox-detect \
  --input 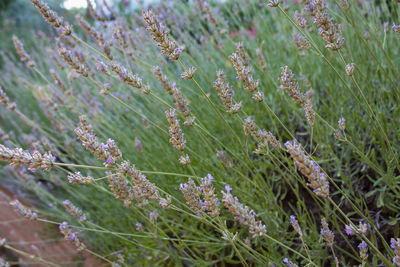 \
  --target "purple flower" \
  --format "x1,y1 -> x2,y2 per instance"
225,185 -> 232,193
358,241 -> 367,249
345,225 -> 353,235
